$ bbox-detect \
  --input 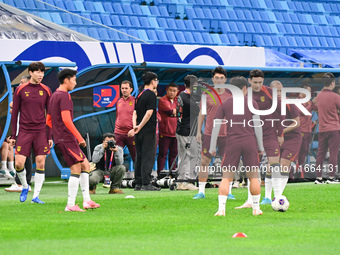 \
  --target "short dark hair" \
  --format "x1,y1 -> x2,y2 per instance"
230,76 -> 248,90
322,72 -> 335,87
103,132 -> 115,140
142,71 -> 158,86
333,86 -> 340,95
138,85 -> 144,94
121,80 -> 133,89
212,66 -> 227,78
301,83 -> 311,90
167,82 -> 178,90
249,69 -> 264,79
28,61 -> 45,73
184,75 -> 198,88
57,69 -> 77,84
